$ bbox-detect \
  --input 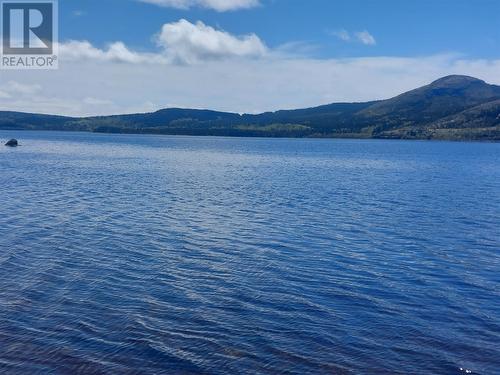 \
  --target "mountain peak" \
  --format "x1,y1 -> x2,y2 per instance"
429,75 -> 485,88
